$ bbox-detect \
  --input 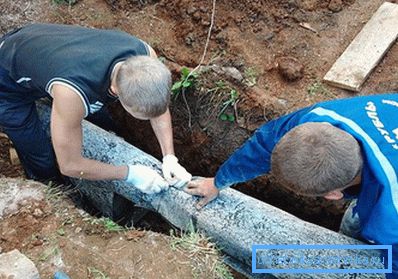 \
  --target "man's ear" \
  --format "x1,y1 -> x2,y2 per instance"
323,190 -> 344,200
